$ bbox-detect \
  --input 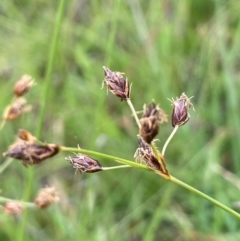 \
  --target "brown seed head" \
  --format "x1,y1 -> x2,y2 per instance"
66,154 -> 102,173
134,135 -> 163,171
142,102 -> 168,123
14,75 -> 35,97
139,102 -> 168,143
3,97 -> 32,121
102,66 -> 130,101
135,136 -> 168,174
34,187 -> 59,208
3,201 -> 24,216
139,117 -> 159,143
169,93 -> 194,127
3,131 -> 59,166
